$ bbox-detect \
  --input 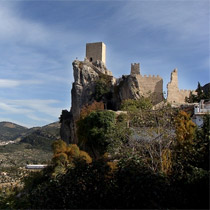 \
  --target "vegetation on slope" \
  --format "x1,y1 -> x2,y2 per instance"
186,82 -> 210,103
0,99 -> 209,209
0,122 -> 27,142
